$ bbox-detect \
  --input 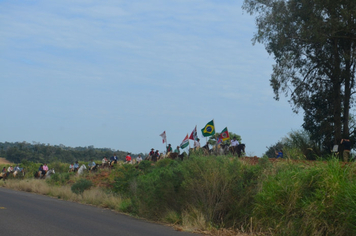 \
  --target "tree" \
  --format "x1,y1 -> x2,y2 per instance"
243,0 -> 356,150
